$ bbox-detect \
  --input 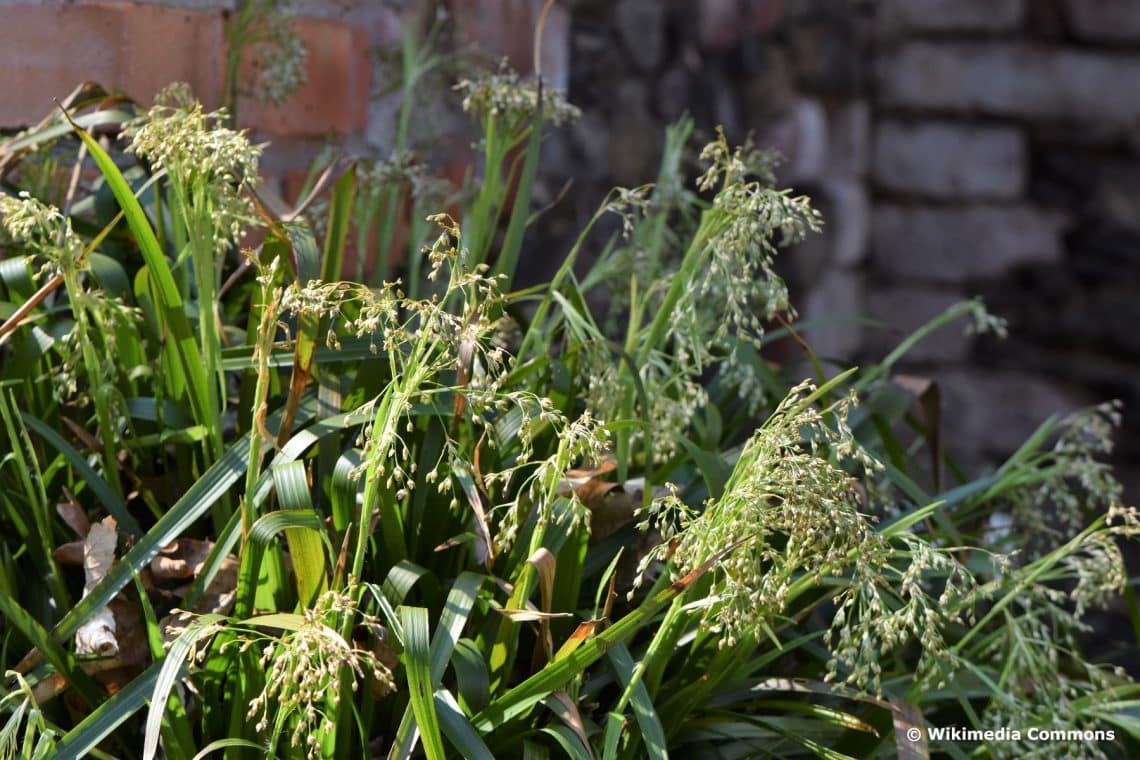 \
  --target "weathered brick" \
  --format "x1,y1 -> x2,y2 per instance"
451,0 -> 571,92
0,4 -> 225,126
939,370 -> 1089,458
615,0 -> 664,71
237,17 -> 372,137
866,285 -> 971,363
698,0 -> 783,52
878,43 -> 1140,131
827,99 -> 870,178
877,0 -> 1024,34
119,0 -> 237,8
606,80 -> 659,186
1094,160 -> 1140,233
802,268 -> 864,359
871,205 -> 1066,282
873,121 -> 1025,199
1065,0 -> 1140,43
288,0 -> 405,47
759,98 -> 828,184
821,177 -> 869,266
